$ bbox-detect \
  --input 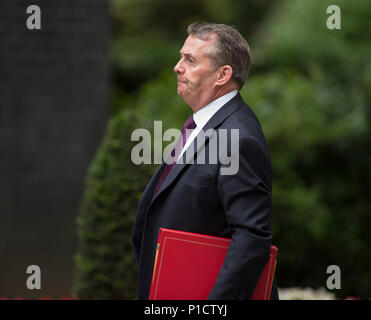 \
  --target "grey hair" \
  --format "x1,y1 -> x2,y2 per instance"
187,22 -> 252,89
